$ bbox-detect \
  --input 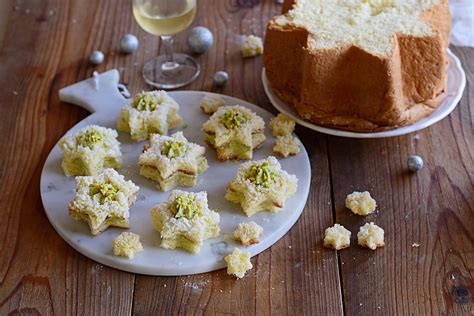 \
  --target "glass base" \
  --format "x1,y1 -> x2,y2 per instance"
142,53 -> 200,89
